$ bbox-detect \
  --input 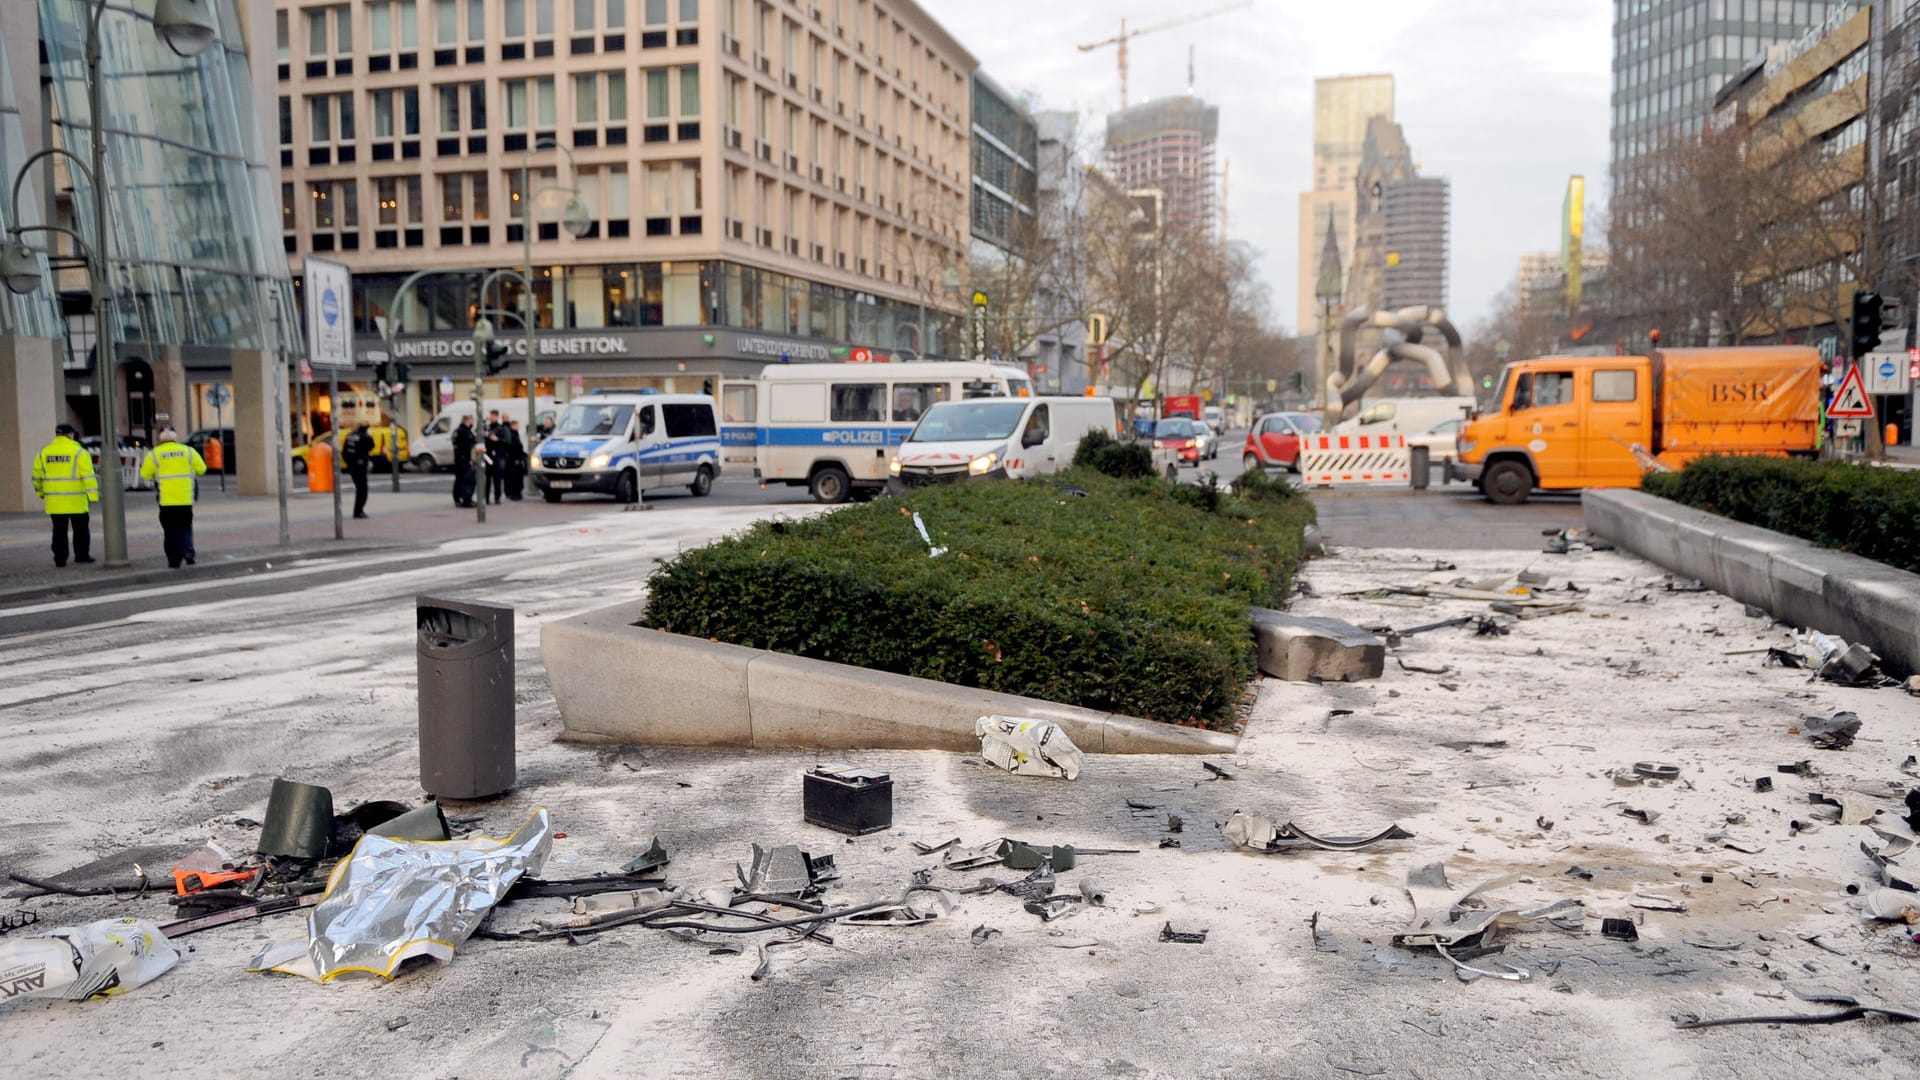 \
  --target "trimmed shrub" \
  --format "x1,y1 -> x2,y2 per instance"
643,468 -> 1316,727
1643,456 -> 1920,573
1073,428 -> 1155,479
